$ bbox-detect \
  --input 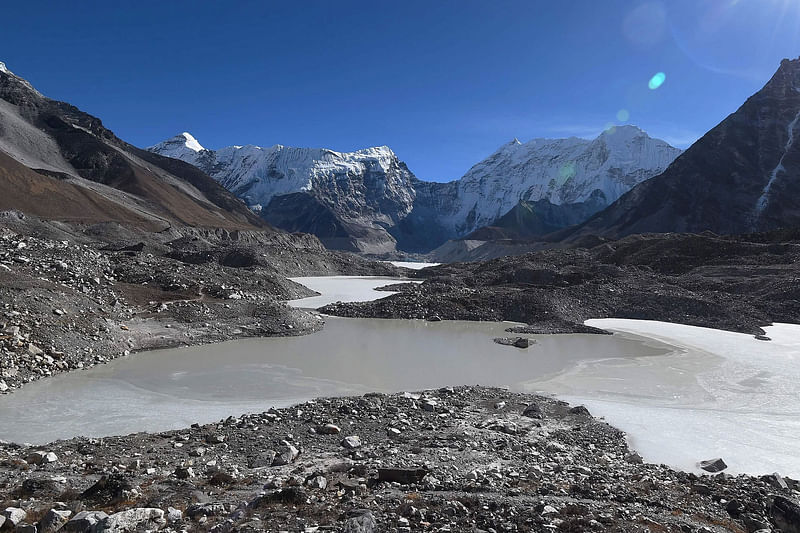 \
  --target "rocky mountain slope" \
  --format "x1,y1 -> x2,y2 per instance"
0,62 -> 263,231
564,57 -> 800,240
150,127 -> 680,253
